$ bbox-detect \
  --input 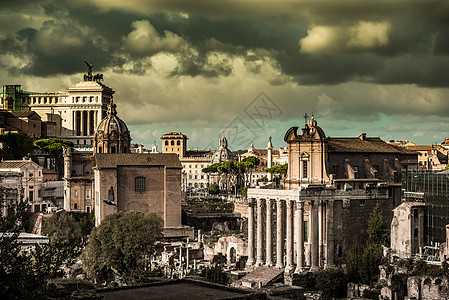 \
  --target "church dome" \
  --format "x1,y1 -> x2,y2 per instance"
211,134 -> 233,163
96,100 -> 129,135
93,100 -> 131,154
